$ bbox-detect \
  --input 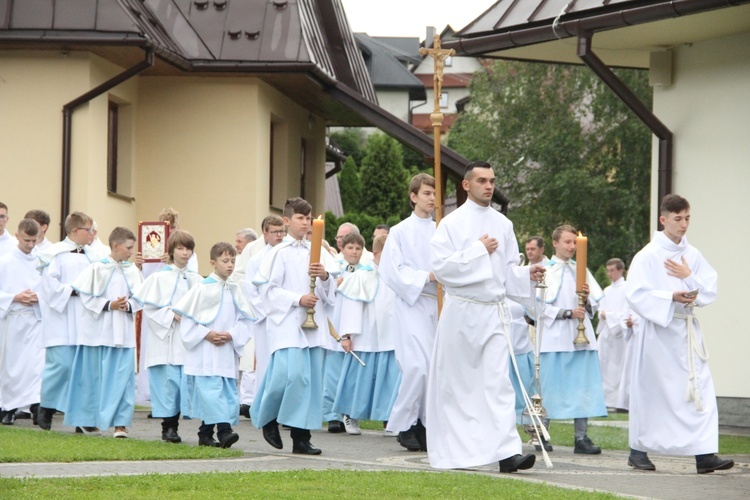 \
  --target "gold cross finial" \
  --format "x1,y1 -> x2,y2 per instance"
419,34 -> 455,113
